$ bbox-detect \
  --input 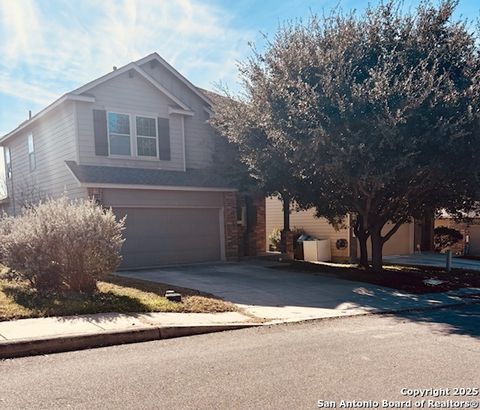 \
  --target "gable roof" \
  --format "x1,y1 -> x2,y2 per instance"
1,52 -> 216,143
0,94 -> 95,144
70,62 -> 191,111
135,53 -> 214,107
